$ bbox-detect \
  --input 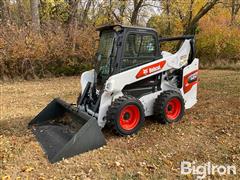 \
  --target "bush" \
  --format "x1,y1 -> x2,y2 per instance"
0,23 -> 98,80
197,14 -> 240,69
